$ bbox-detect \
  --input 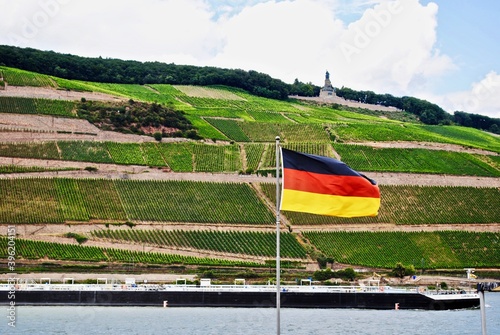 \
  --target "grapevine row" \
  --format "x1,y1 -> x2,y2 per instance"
260,183 -> 500,225
92,229 -> 307,258
0,237 -> 263,267
303,231 -> 500,269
